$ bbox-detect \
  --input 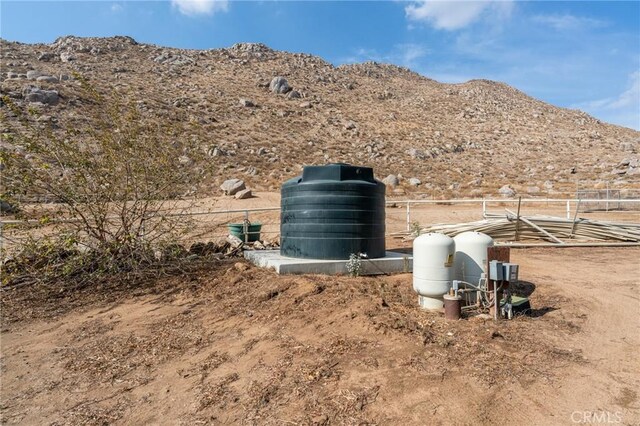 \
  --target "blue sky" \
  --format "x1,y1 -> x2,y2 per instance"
2,1 -> 639,129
